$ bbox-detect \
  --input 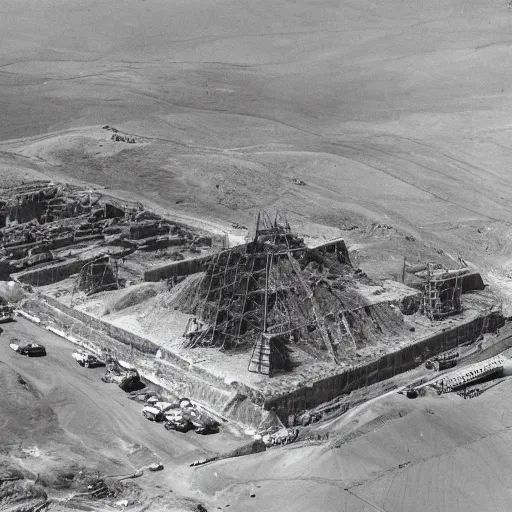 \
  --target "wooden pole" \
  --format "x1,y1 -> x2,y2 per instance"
263,252 -> 271,333
254,212 -> 261,244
